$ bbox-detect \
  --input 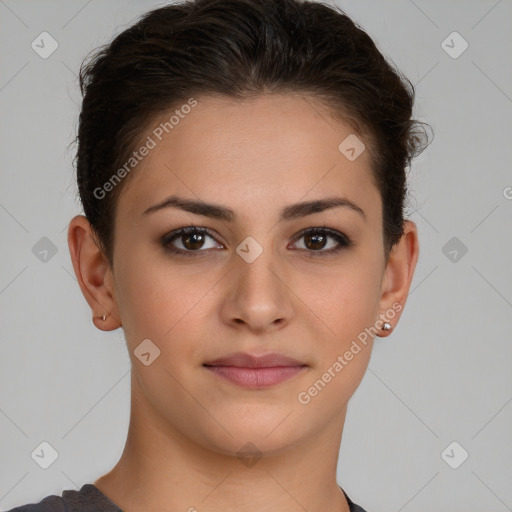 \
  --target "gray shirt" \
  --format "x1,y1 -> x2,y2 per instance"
6,483 -> 369,512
